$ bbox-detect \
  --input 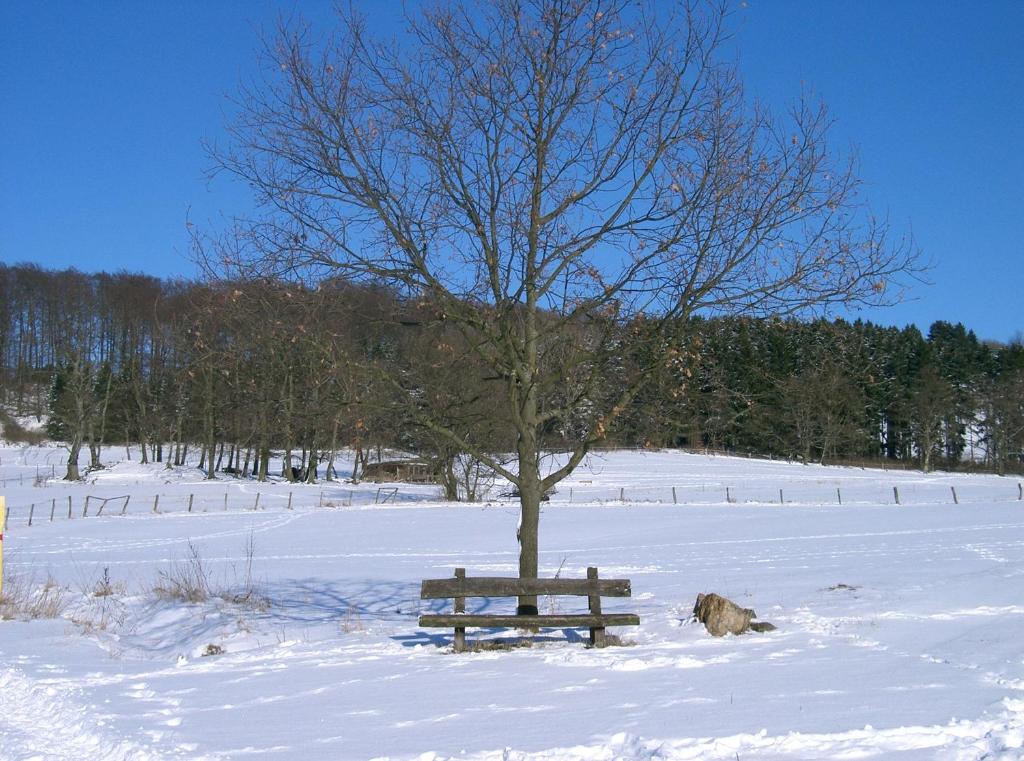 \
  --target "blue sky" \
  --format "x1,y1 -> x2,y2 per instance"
1,1 -> 1021,342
